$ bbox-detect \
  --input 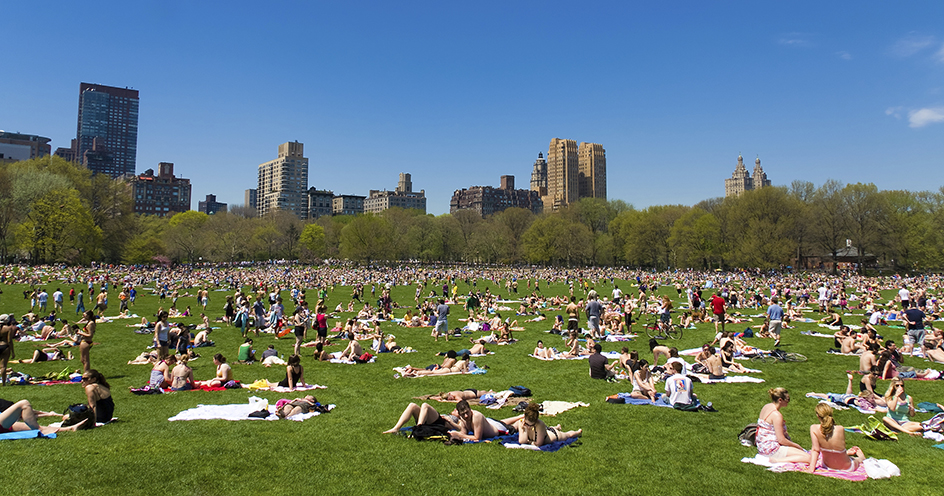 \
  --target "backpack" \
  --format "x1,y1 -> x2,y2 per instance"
509,386 -> 531,397
61,403 -> 96,430
410,423 -> 451,441
738,423 -> 757,446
